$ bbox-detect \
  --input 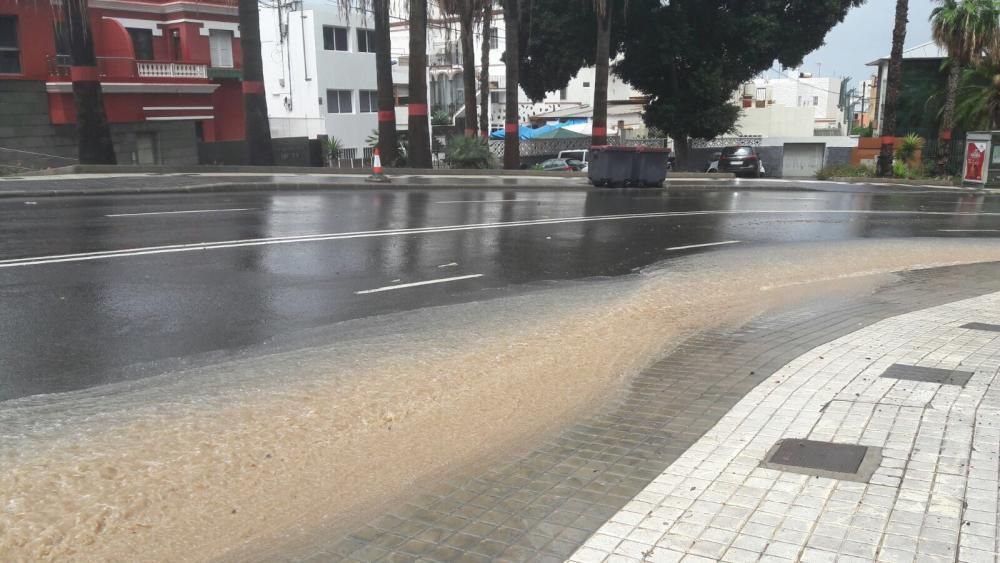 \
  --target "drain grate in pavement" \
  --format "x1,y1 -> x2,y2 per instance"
761,439 -> 882,482
880,363 -> 973,387
962,322 -> 1000,332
